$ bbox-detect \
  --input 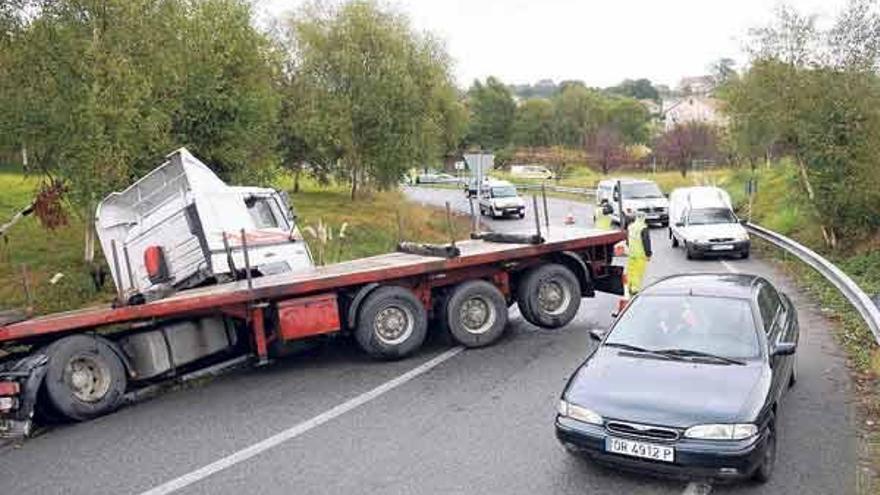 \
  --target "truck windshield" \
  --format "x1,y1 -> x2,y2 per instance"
622,183 -> 663,199
688,208 -> 737,225
492,186 -> 518,198
248,198 -> 280,229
